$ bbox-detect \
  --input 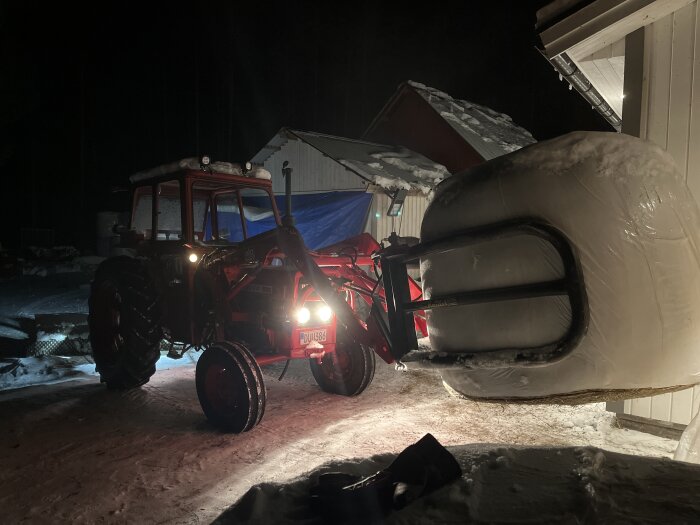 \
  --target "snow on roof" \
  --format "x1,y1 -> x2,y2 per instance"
129,157 -> 244,183
407,81 -> 536,161
251,129 -> 449,194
